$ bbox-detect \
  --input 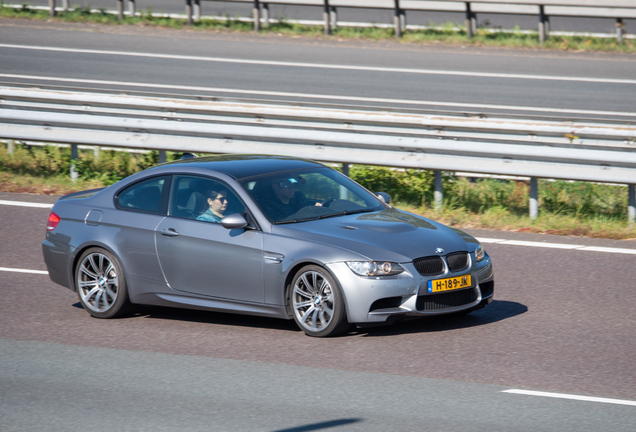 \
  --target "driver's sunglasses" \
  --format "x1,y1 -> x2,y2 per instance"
215,196 -> 228,203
